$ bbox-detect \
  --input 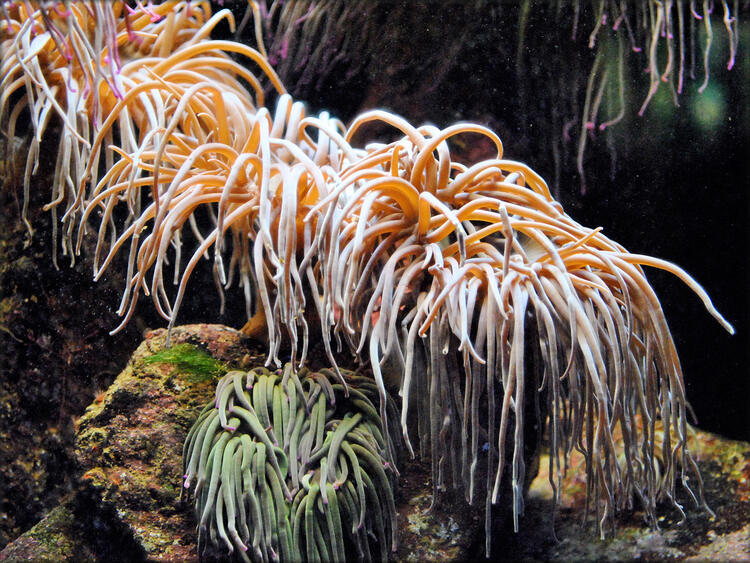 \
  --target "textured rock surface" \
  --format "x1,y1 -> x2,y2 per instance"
0,160 -> 147,549
495,431 -> 750,561
73,324 -> 261,561
0,502 -> 85,561
1,324 -> 748,562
